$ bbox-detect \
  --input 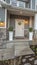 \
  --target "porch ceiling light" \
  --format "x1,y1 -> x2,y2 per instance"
0,22 -> 3,25
0,22 -> 5,27
24,20 -> 28,24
